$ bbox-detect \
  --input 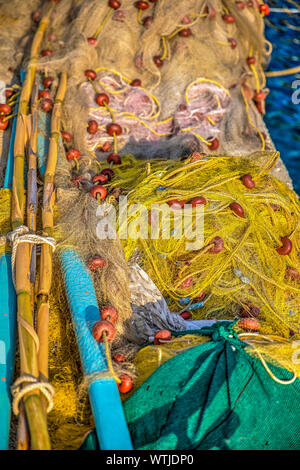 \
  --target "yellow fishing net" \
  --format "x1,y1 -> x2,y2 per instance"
105,151 -> 300,340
